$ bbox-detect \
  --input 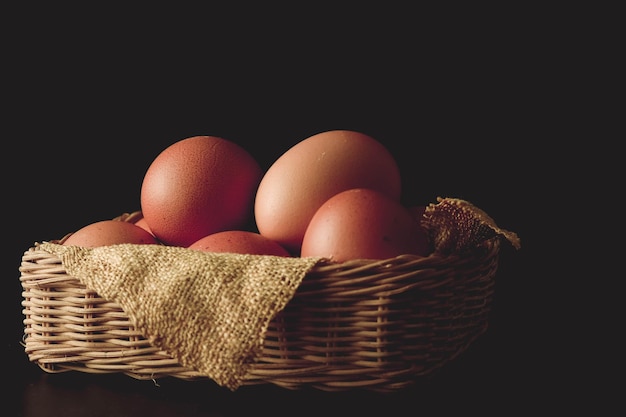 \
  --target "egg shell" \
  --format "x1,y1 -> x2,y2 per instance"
300,188 -> 429,262
254,130 -> 402,253
140,136 -> 263,247
188,230 -> 291,257
62,220 -> 159,247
